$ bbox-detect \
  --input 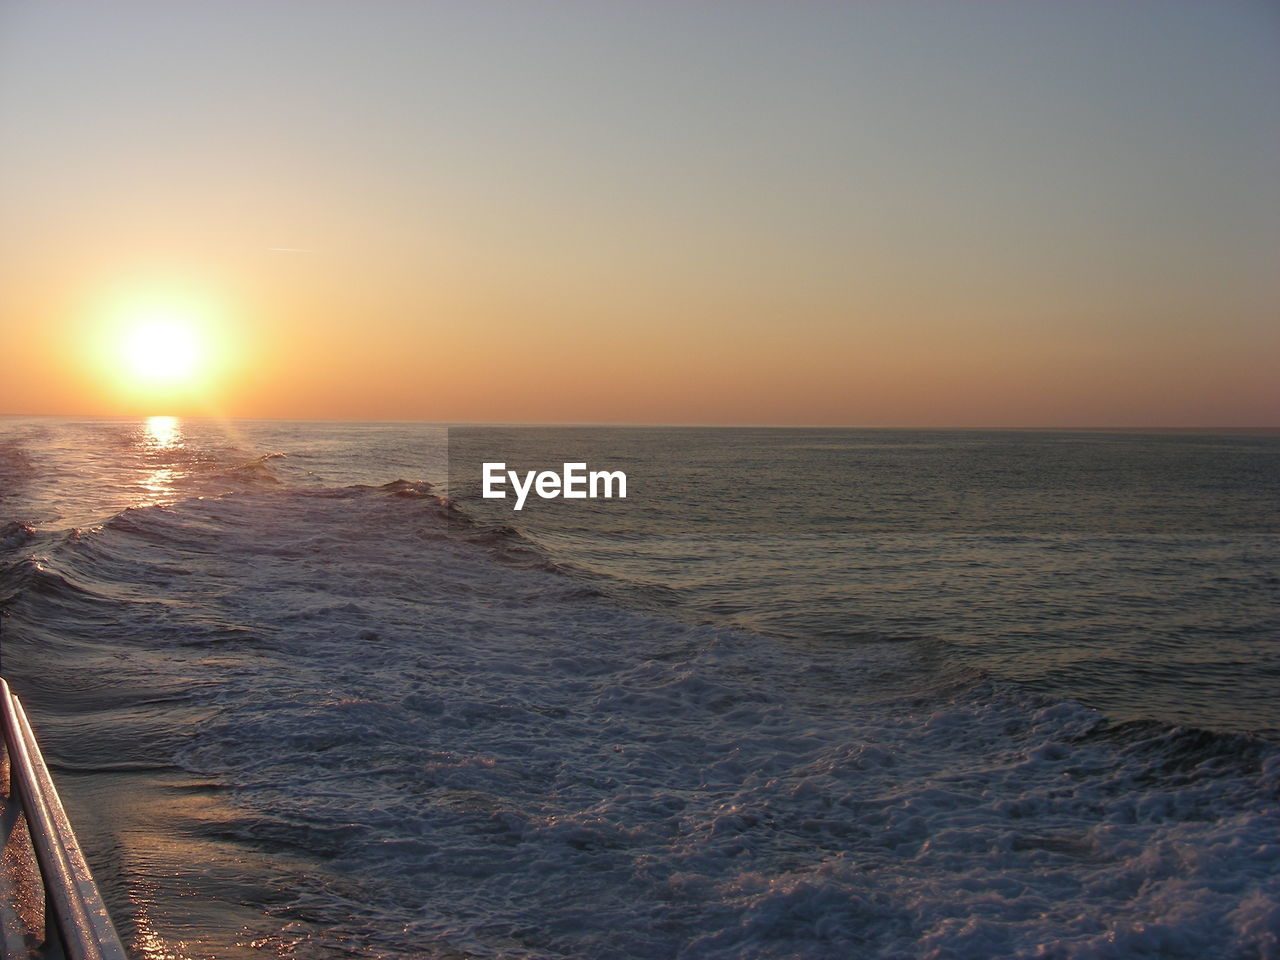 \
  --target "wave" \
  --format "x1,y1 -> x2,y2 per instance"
2,473 -> 1277,957
225,454 -> 286,485
0,519 -> 35,552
